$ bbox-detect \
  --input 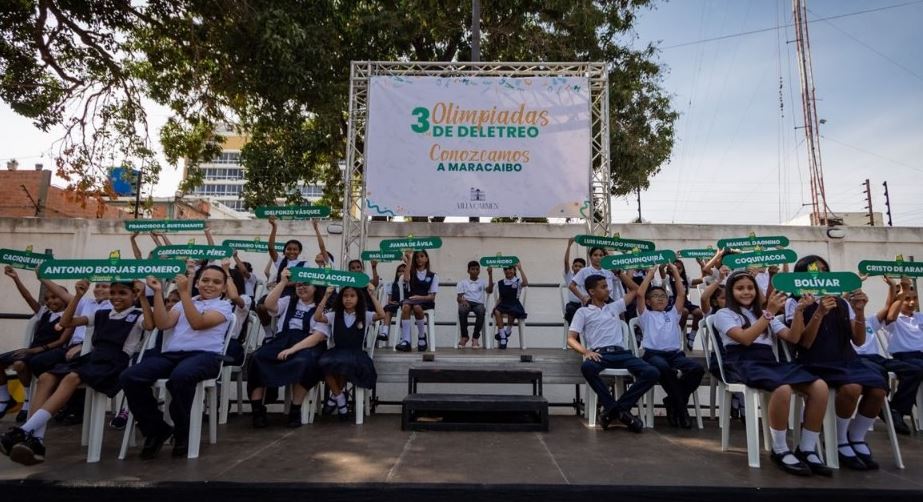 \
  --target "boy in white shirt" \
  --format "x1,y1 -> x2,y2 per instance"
567,275 -> 658,433
457,261 -> 493,348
